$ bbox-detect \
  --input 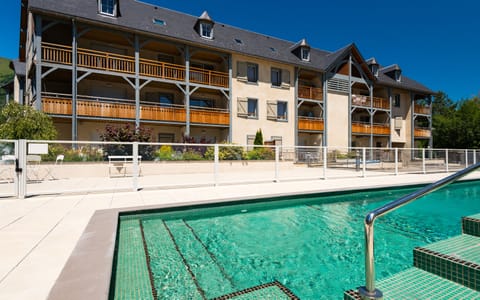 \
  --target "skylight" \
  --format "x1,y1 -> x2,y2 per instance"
269,47 -> 276,52
234,38 -> 243,44
153,18 -> 166,26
